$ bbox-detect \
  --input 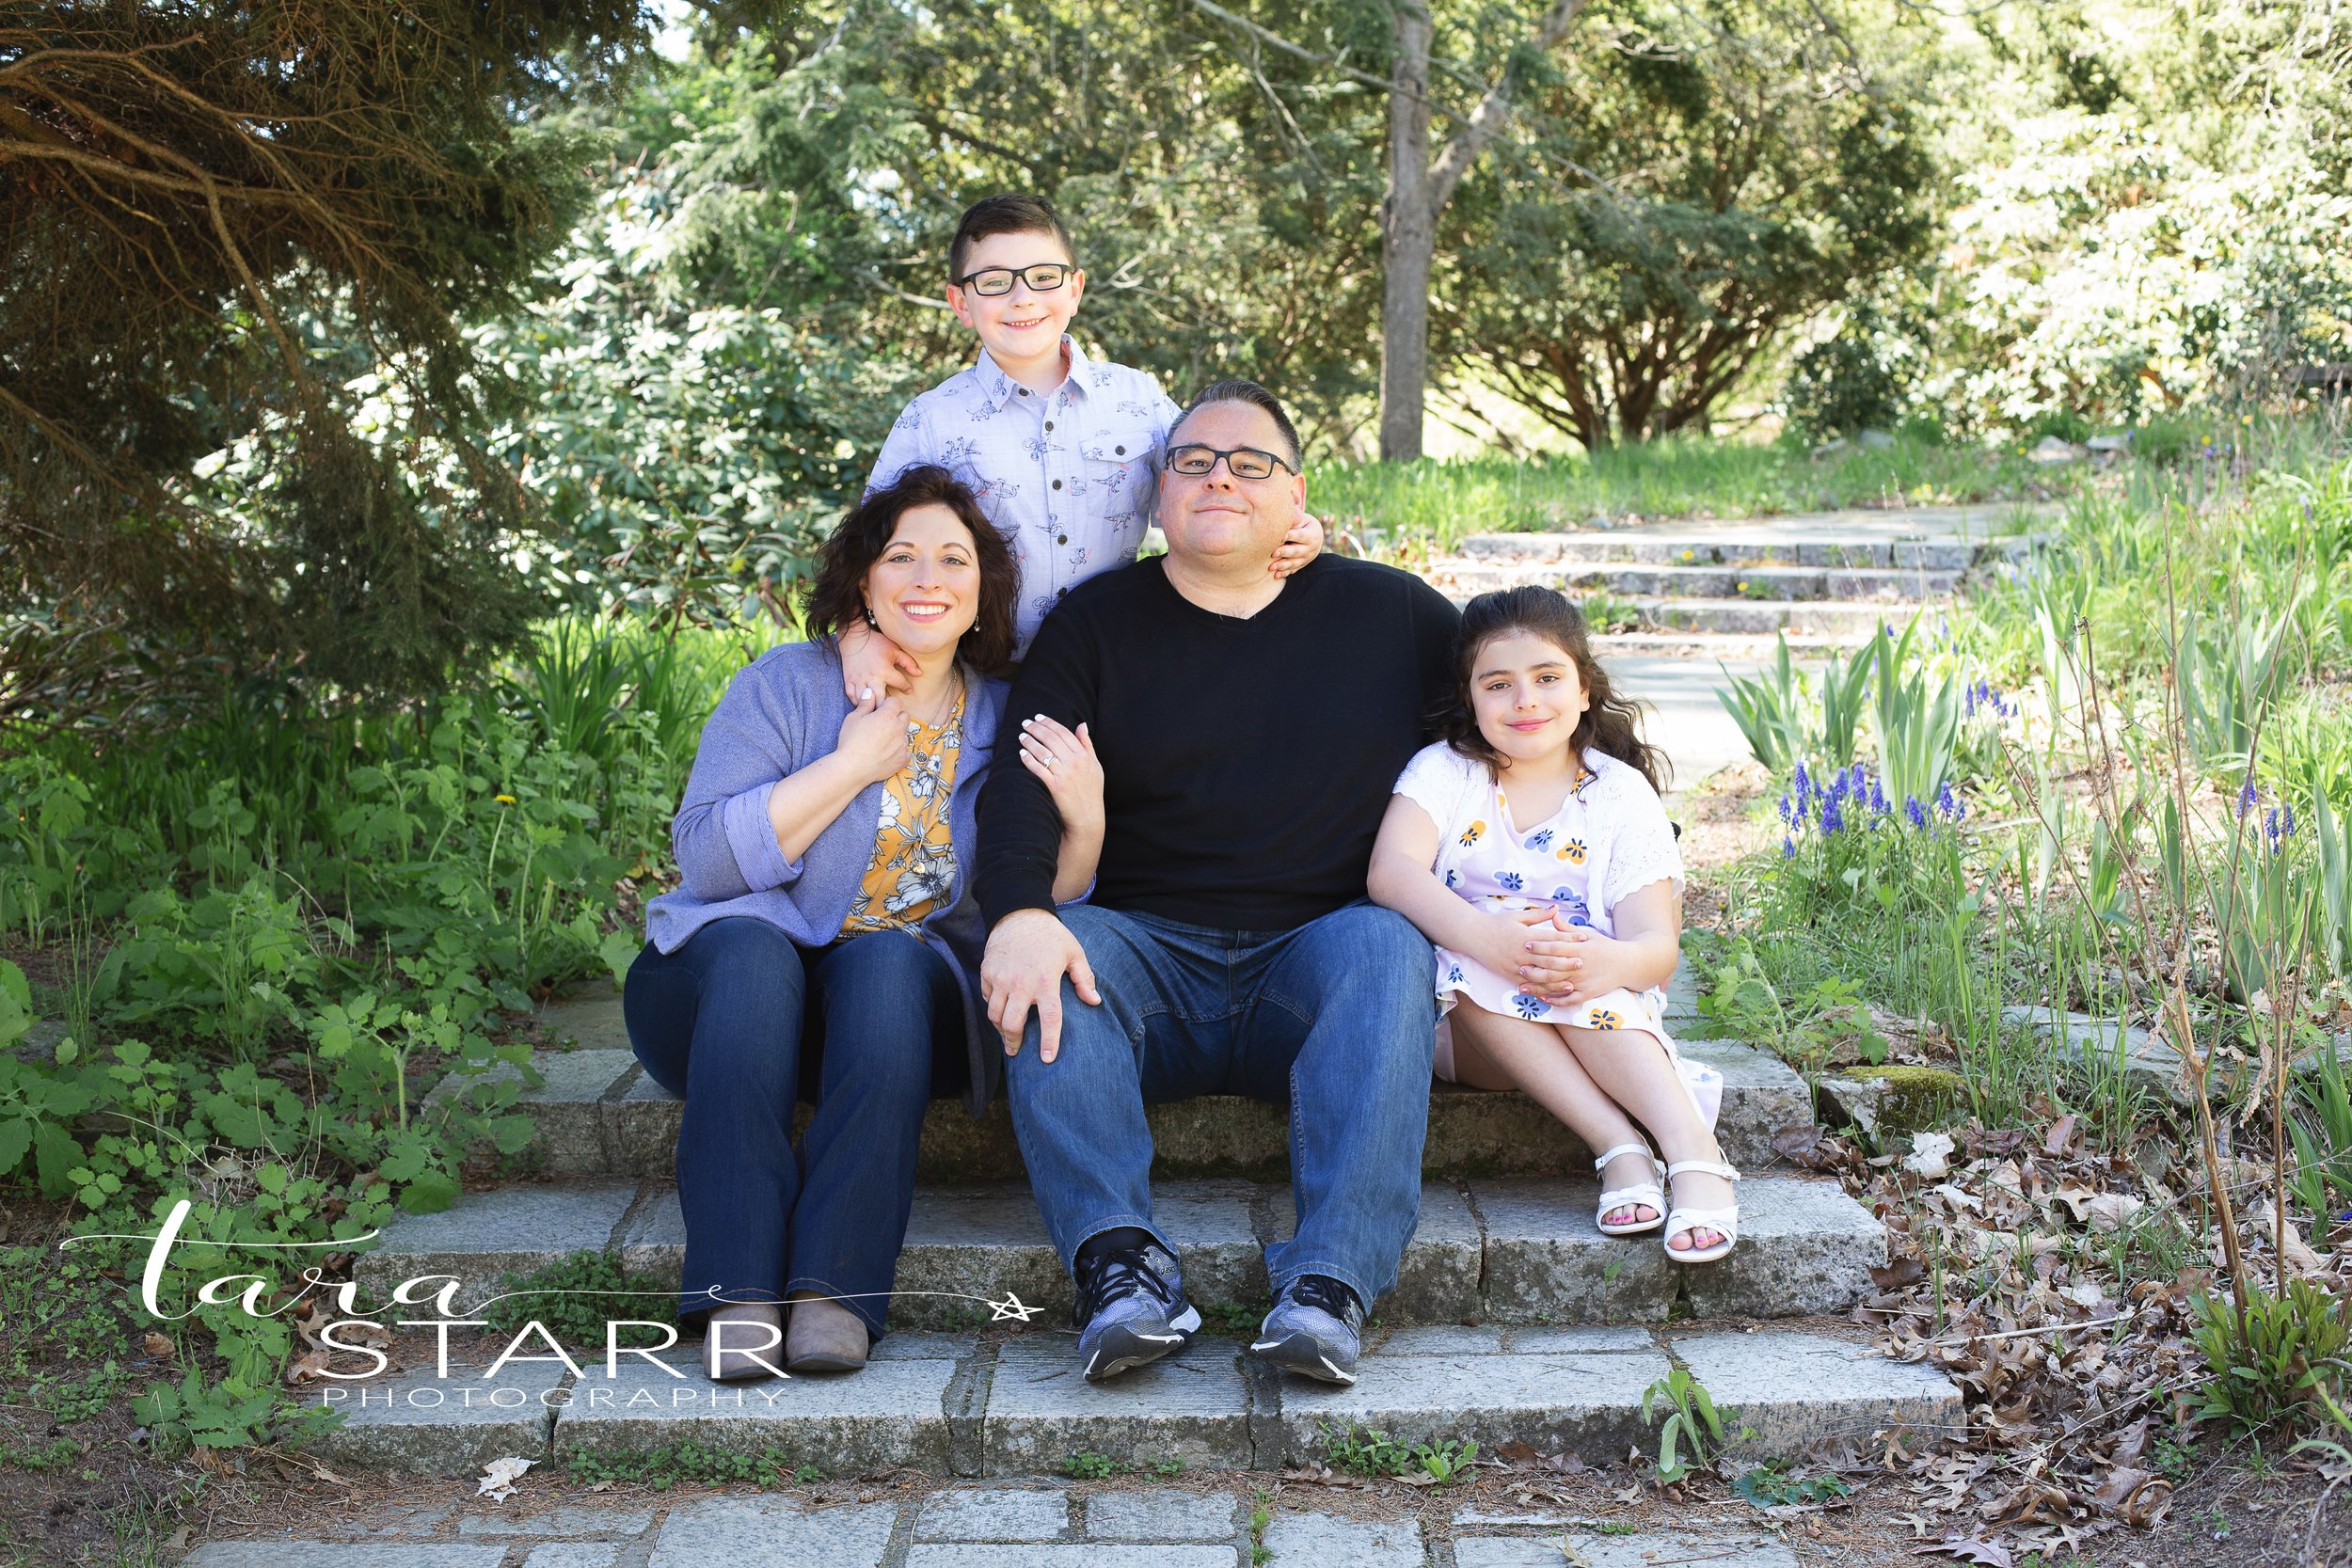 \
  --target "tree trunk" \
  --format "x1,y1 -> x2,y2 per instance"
1378,2 -> 1436,464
